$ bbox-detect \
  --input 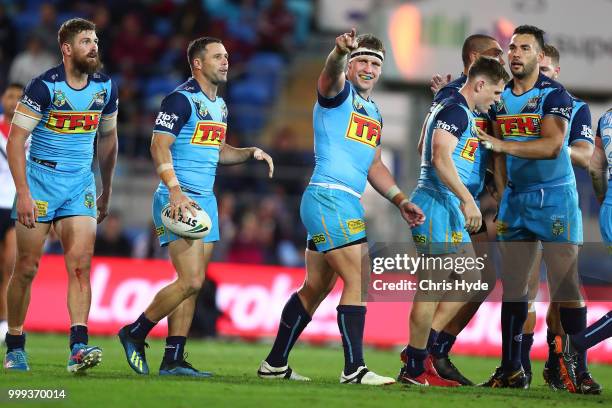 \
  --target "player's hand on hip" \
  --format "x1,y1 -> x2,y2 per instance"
96,192 -> 111,224
17,191 -> 37,228
169,186 -> 196,221
253,148 -> 274,178
430,73 -> 452,95
461,198 -> 482,234
477,128 -> 503,153
335,27 -> 358,55
399,200 -> 426,228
